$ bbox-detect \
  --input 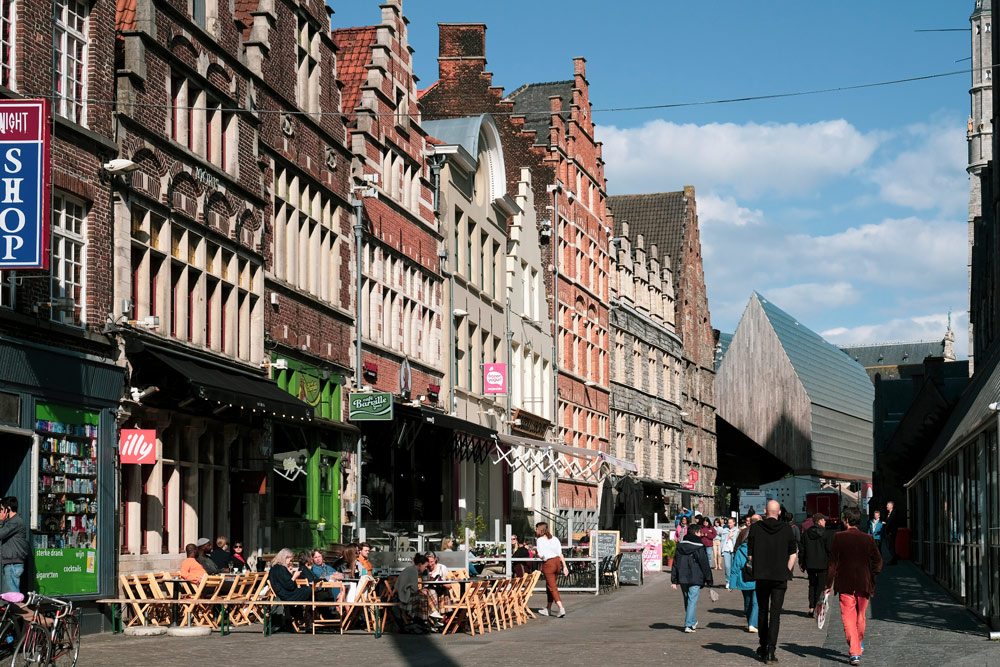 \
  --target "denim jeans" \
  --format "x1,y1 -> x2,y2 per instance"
1,563 -> 23,594
742,589 -> 759,628
680,584 -> 701,628
723,551 -> 734,581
